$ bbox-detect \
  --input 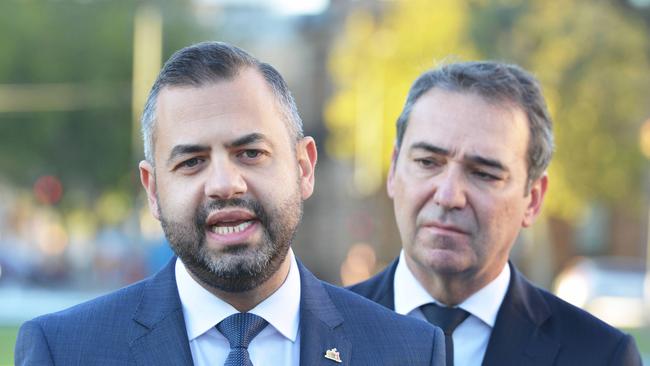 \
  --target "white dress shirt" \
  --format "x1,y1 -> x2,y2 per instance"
394,251 -> 510,366
176,249 -> 301,366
